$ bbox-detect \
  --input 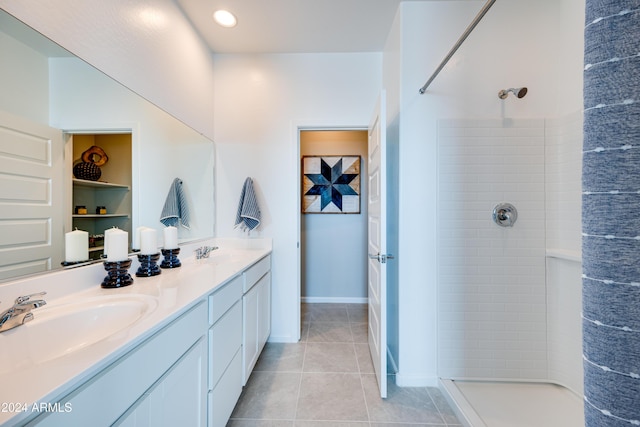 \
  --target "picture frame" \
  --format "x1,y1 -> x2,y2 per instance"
301,155 -> 361,214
